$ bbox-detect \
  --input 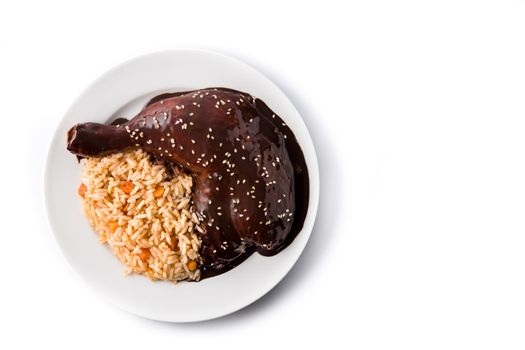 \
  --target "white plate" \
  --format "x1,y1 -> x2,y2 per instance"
45,49 -> 319,322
